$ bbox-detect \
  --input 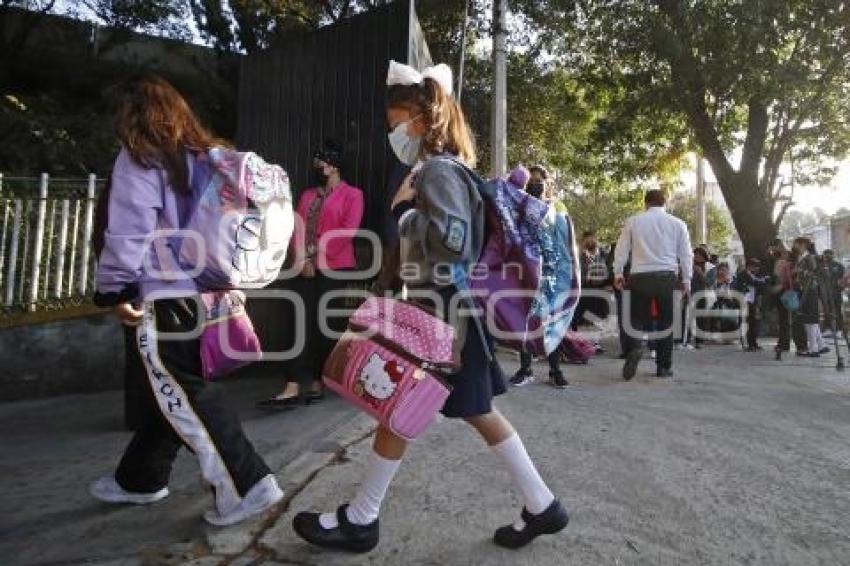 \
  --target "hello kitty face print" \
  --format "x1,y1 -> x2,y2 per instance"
358,353 -> 405,401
